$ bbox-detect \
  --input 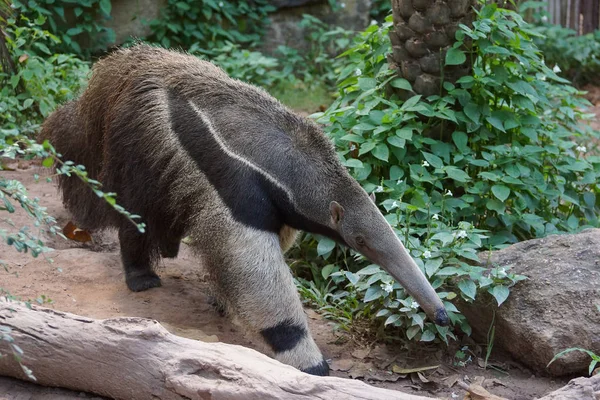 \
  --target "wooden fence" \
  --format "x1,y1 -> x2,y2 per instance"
544,0 -> 599,34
